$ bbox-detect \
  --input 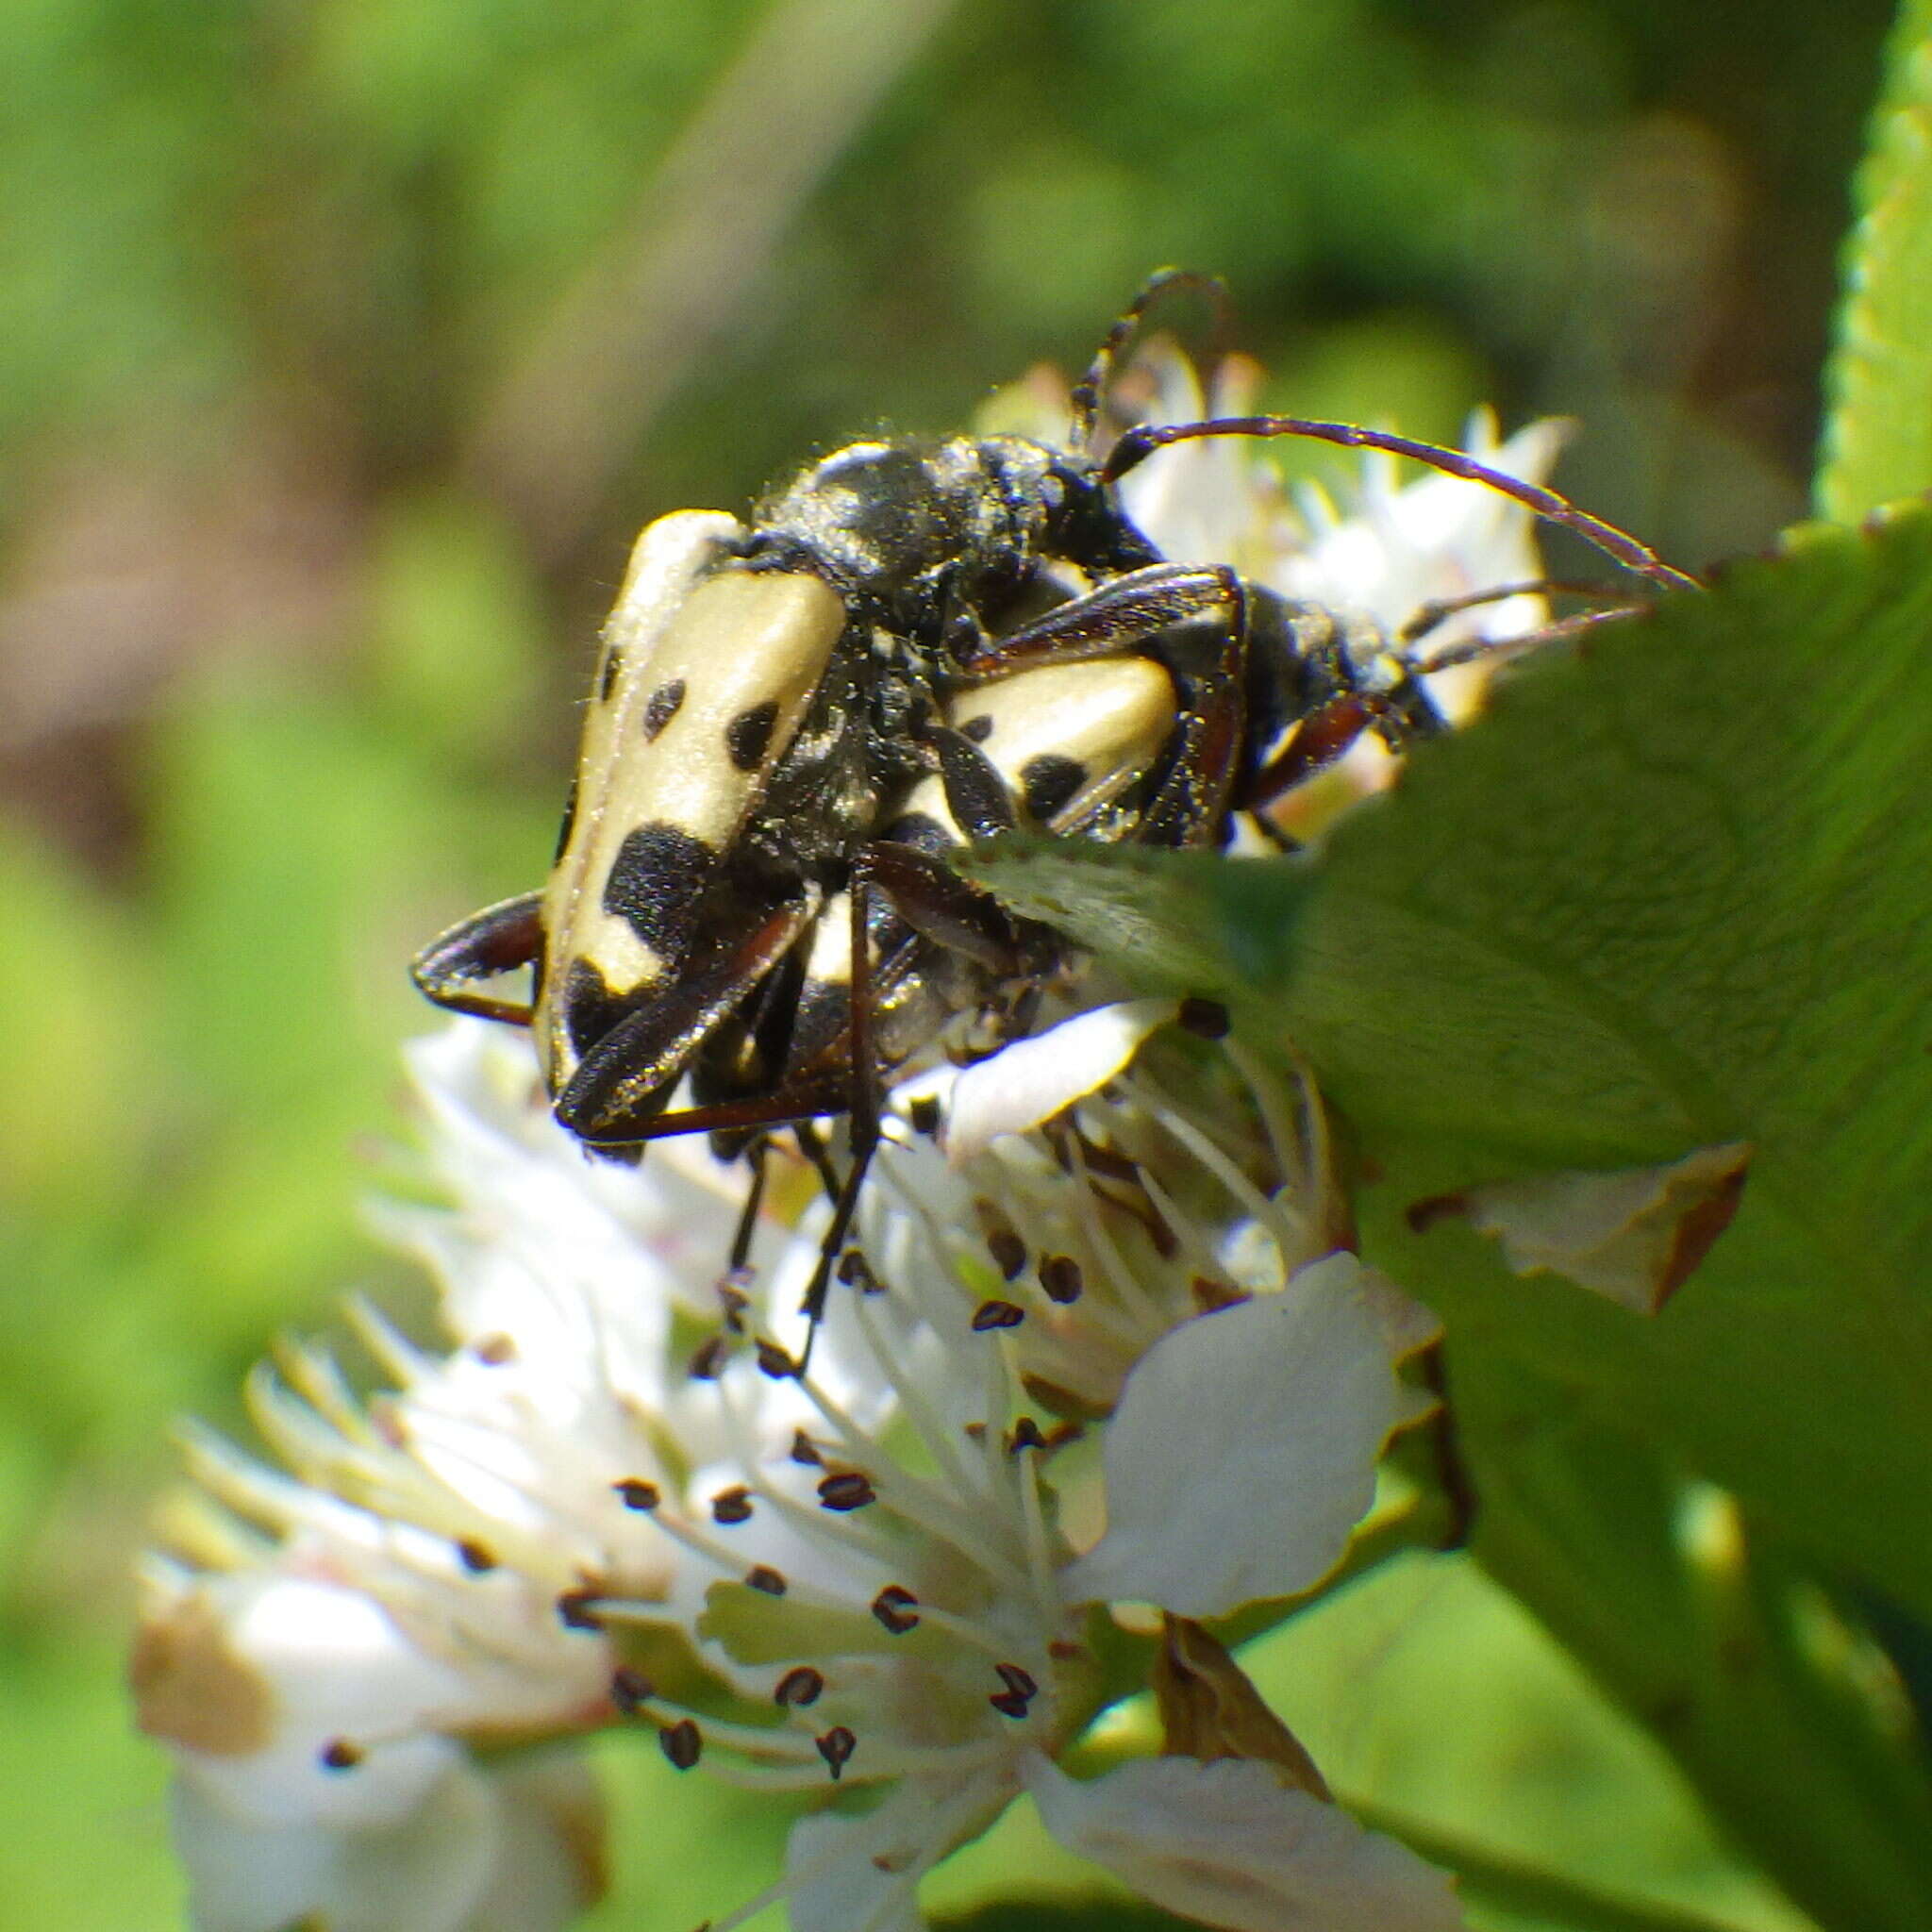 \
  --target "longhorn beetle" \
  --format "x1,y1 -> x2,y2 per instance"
414,272 -> 1695,1367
